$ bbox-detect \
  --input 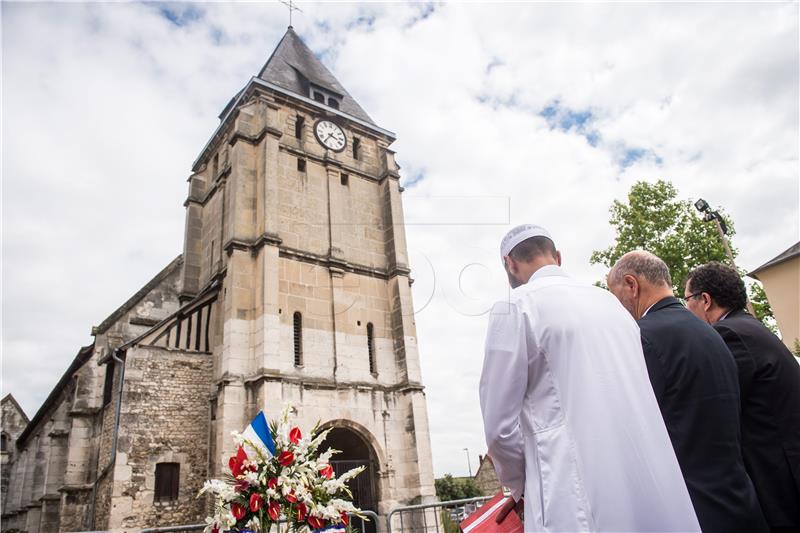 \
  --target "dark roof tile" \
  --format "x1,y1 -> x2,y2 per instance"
749,241 -> 800,278
258,28 -> 375,125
